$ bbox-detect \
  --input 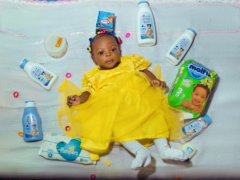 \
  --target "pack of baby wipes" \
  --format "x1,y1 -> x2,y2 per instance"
38,132 -> 96,164
168,60 -> 217,119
